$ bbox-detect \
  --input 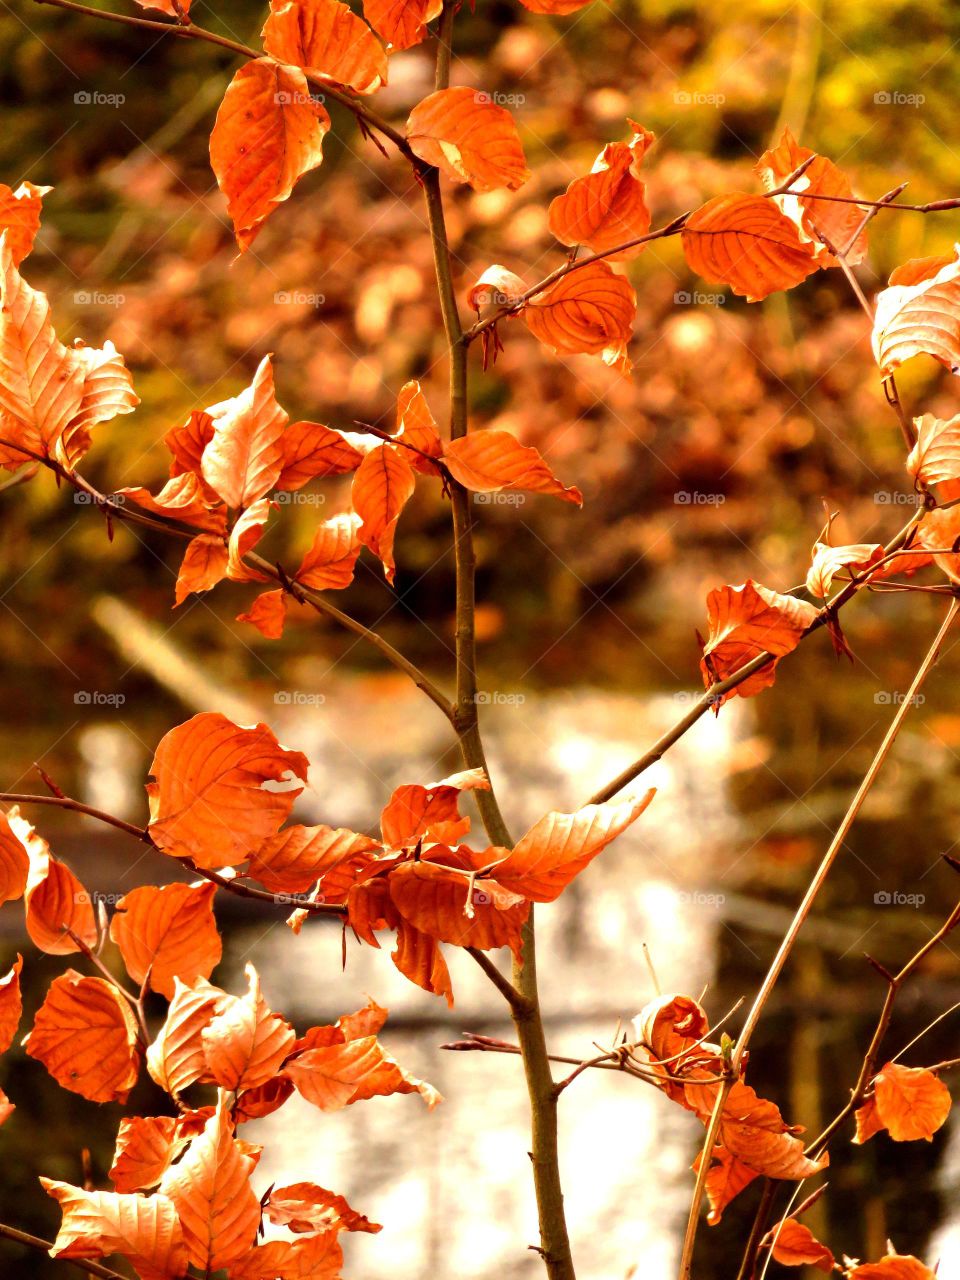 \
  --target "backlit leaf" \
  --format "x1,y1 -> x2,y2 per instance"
110,881 -> 222,998
407,86 -> 530,192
